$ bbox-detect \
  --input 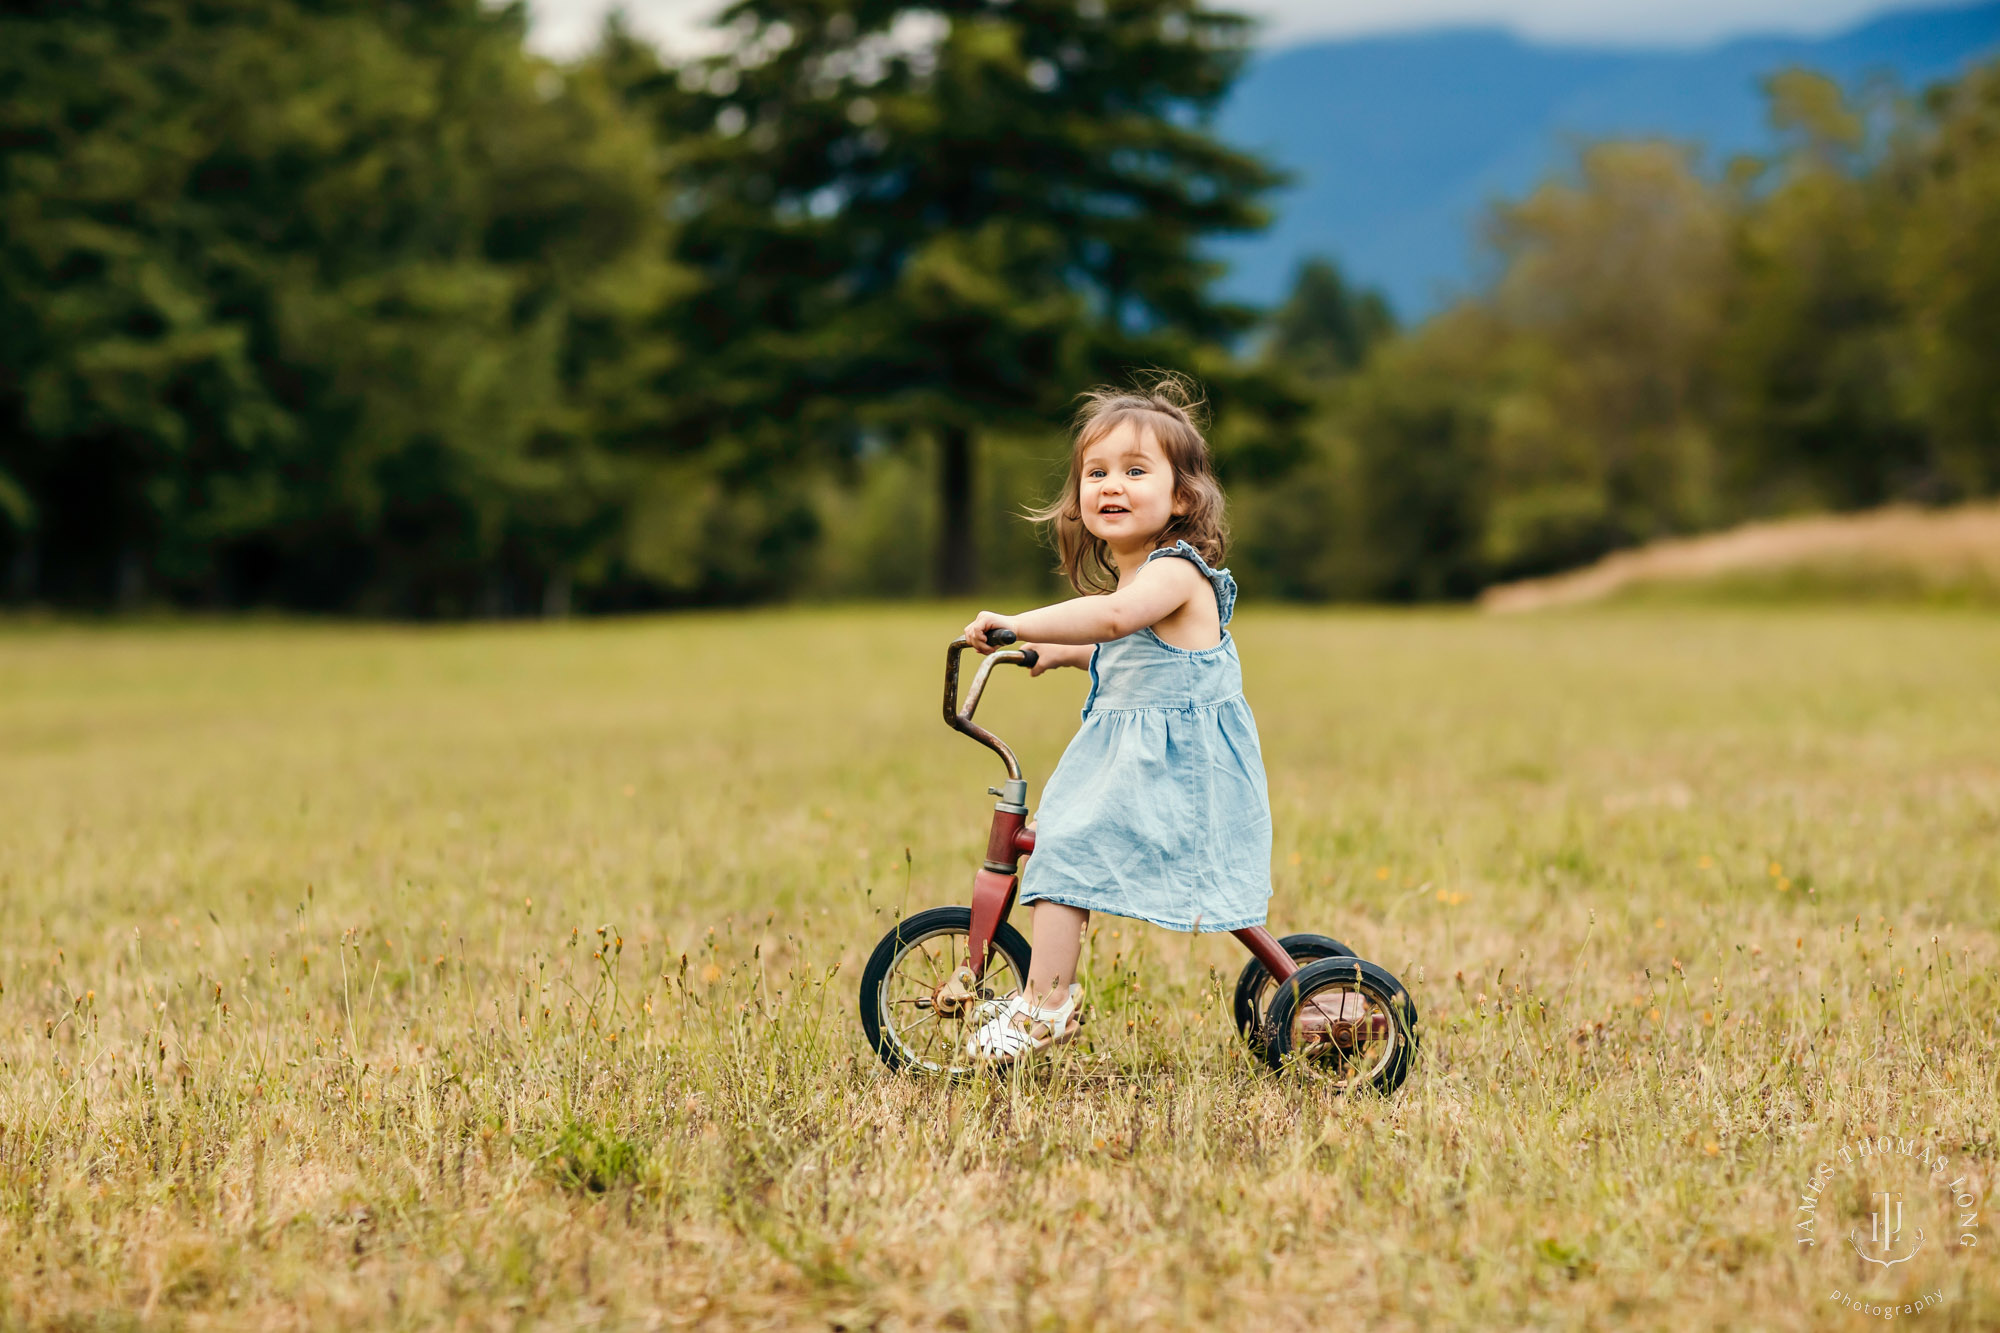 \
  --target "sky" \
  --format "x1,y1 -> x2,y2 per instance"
522,0 -> 1968,59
